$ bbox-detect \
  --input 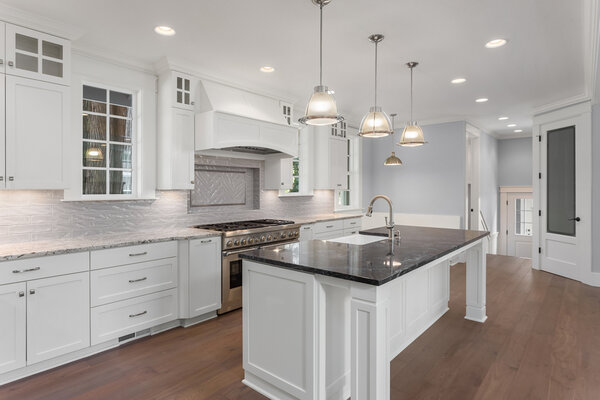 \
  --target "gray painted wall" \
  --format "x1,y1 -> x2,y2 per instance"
362,121 -> 467,227
593,104 -> 600,272
498,137 -> 533,187
480,133 -> 499,232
